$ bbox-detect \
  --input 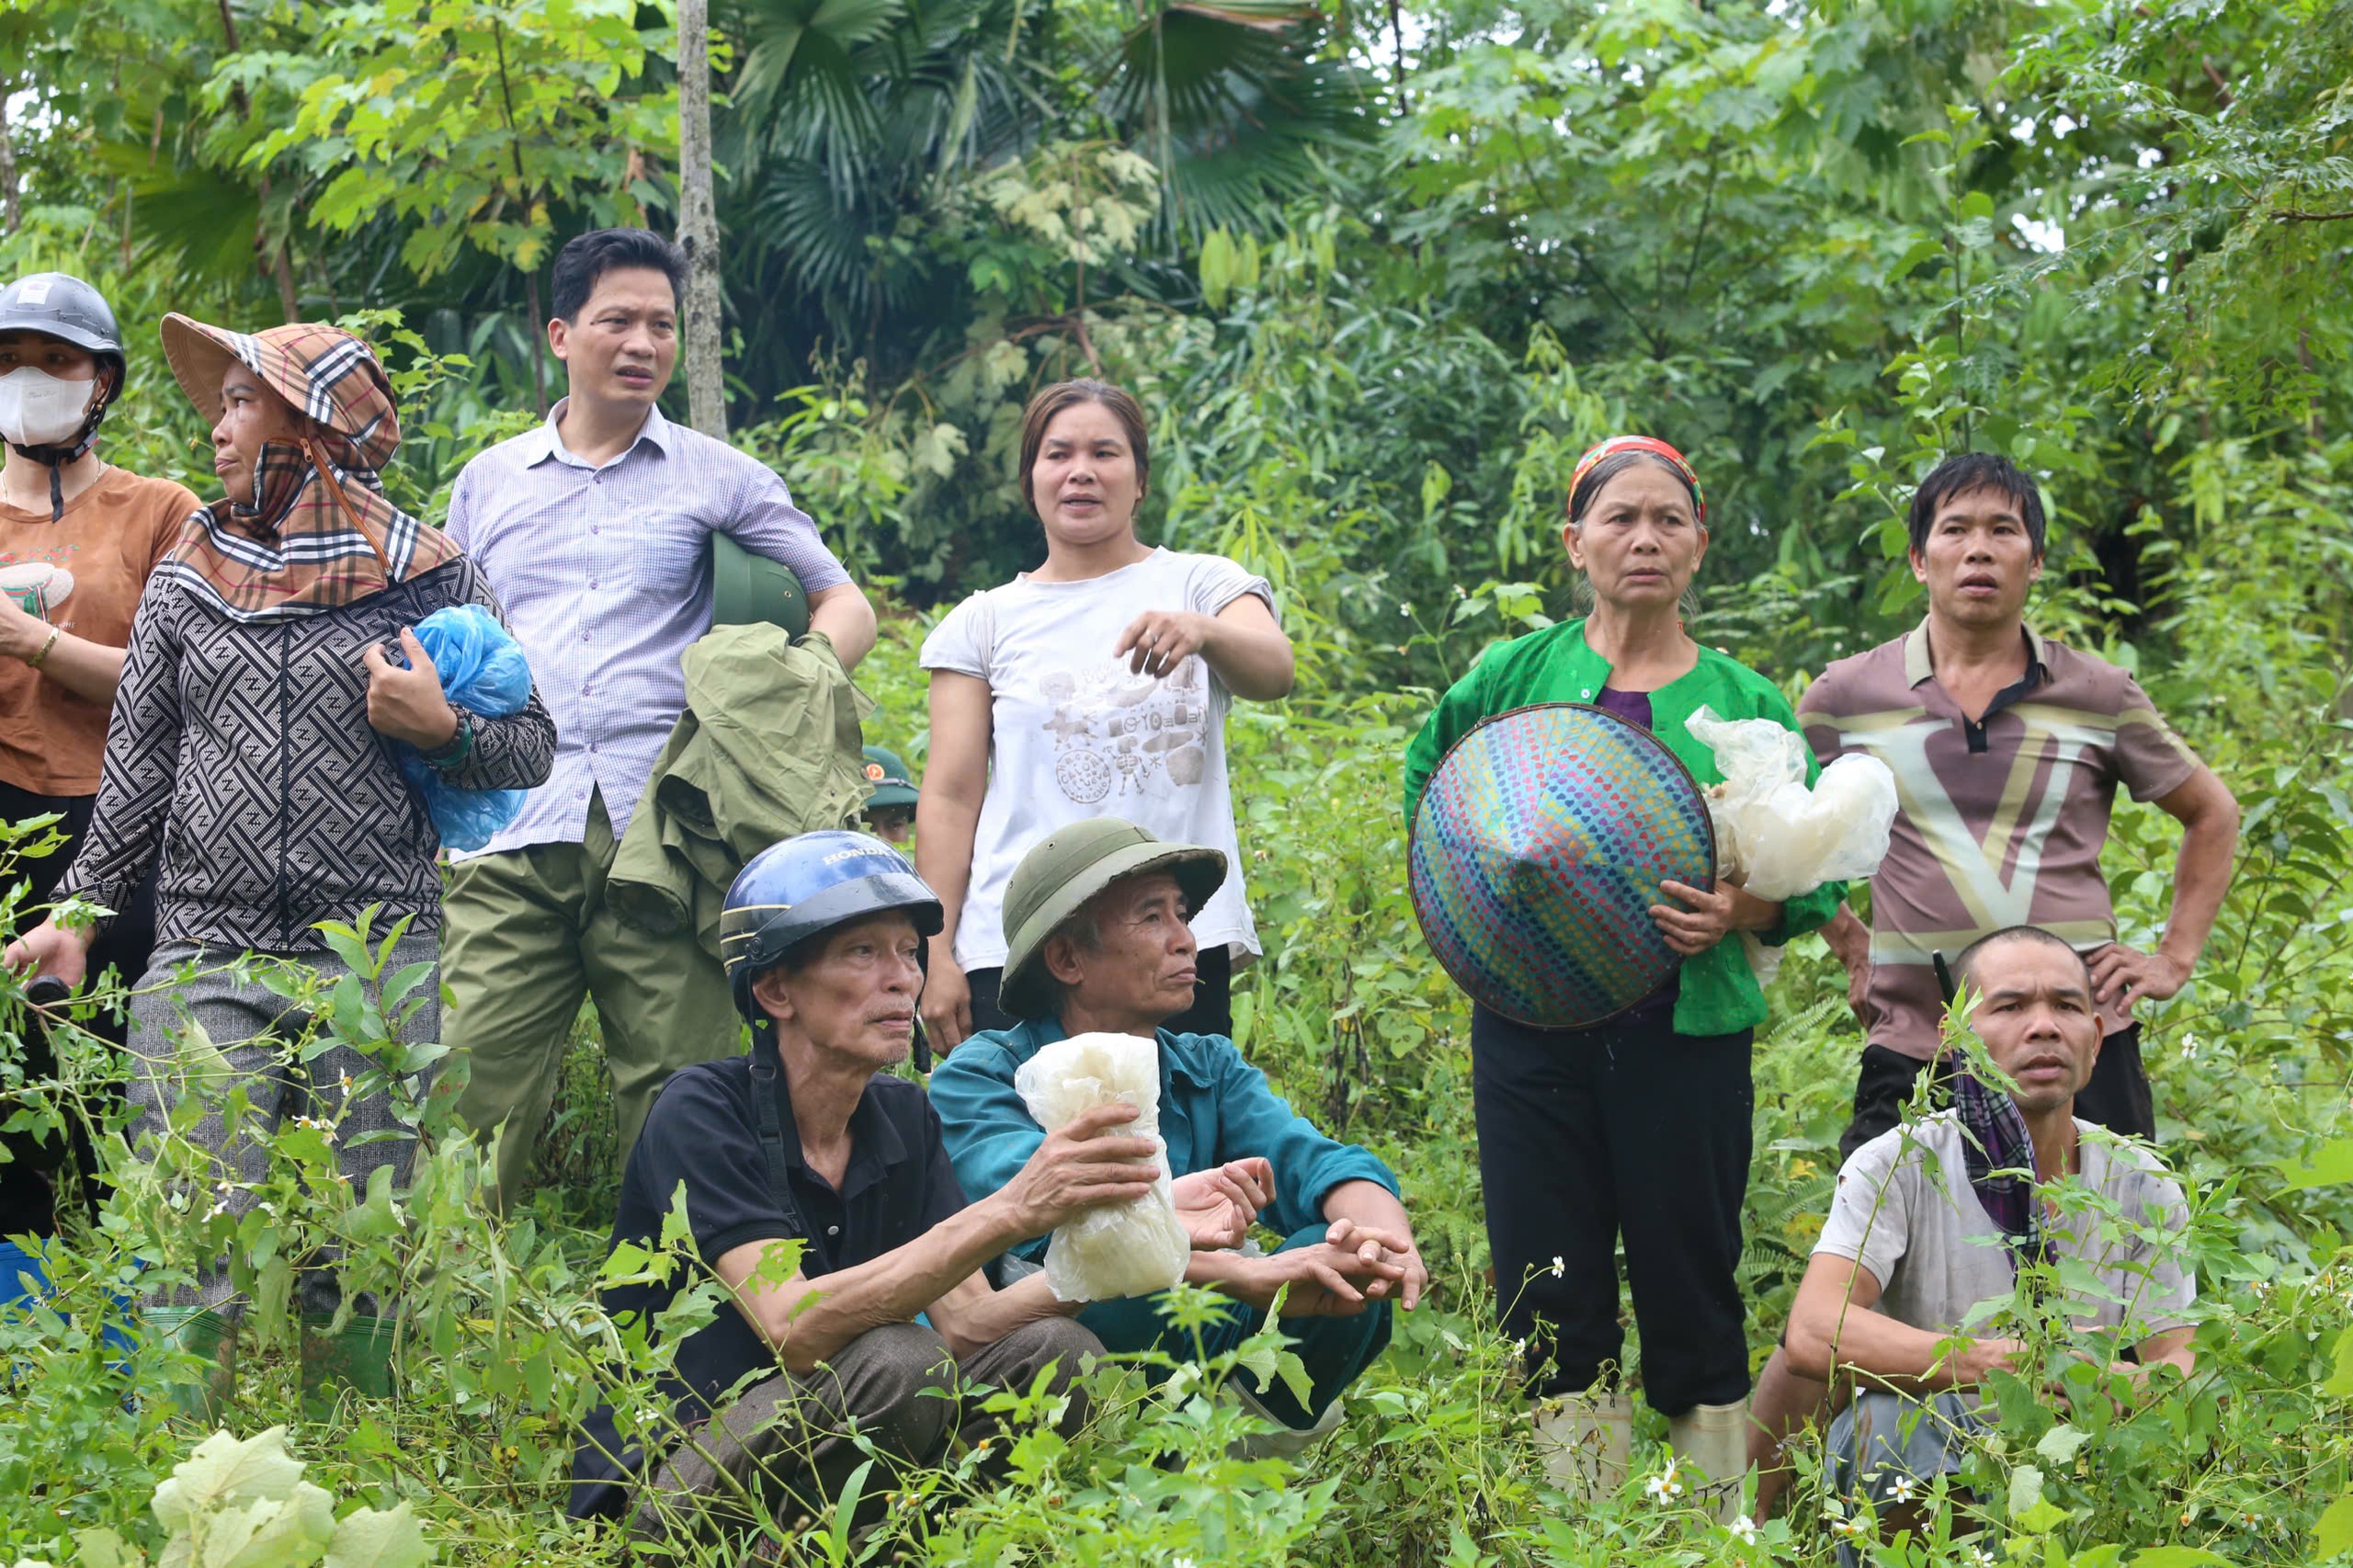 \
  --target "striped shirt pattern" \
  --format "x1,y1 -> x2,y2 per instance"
445,402 -> 852,858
